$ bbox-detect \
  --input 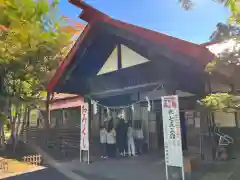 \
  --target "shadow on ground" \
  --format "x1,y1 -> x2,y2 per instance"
73,169 -> 115,180
3,168 -> 72,180
0,141 -> 37,162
